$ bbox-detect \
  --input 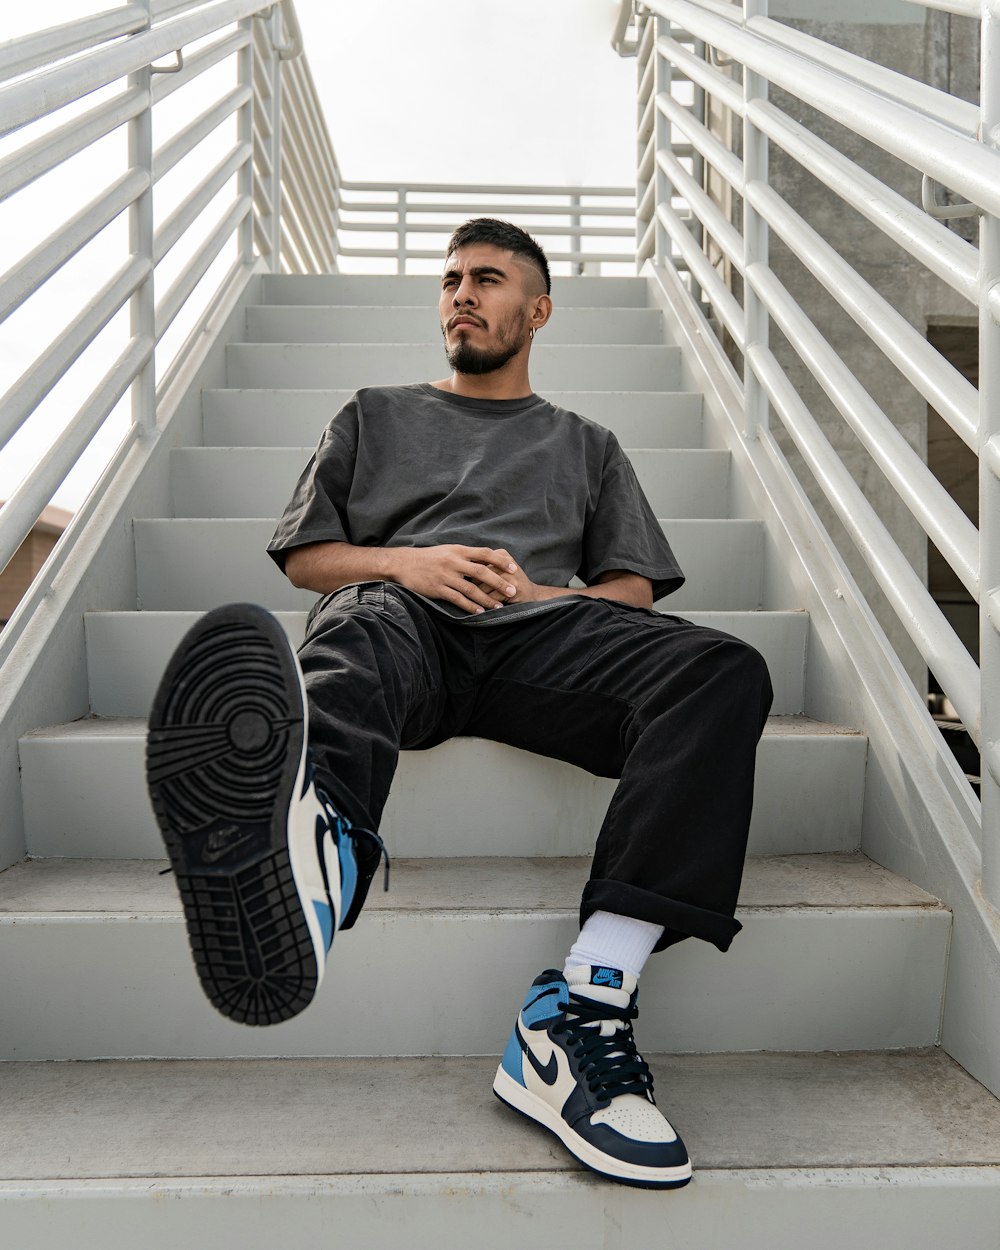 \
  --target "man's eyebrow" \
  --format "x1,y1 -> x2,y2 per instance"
441,265 -> 509,282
